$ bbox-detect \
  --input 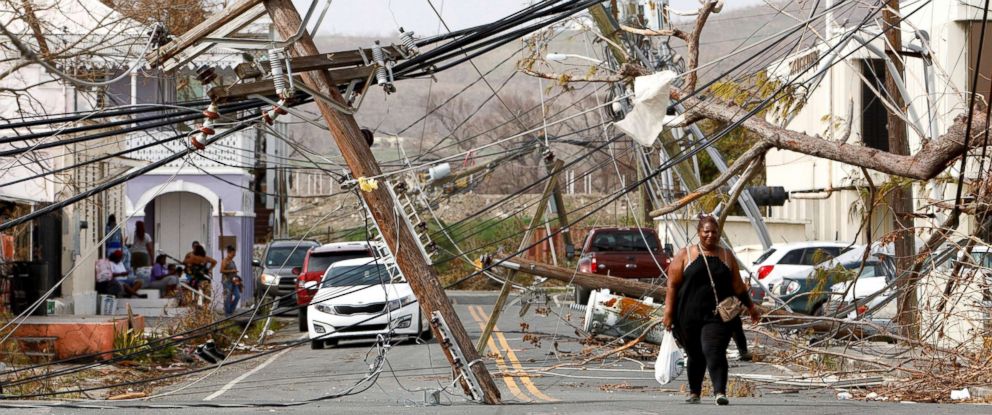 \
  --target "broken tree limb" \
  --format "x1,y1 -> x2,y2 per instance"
683,93 -> 989,180
618,24 -> 689,41
650,140 -> 773,217
493,257 -> 666,301
716,154 -> 763,232
580,319 -> 663,365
